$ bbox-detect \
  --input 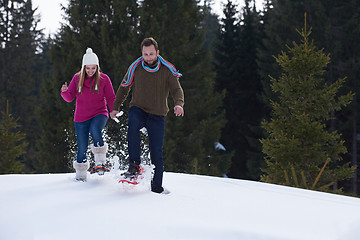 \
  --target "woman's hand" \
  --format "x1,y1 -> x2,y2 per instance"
61,82 -> 68,92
